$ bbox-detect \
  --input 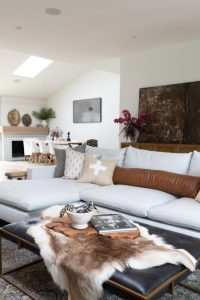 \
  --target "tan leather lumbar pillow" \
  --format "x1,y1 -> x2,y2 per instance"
113,167 -> 200,198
